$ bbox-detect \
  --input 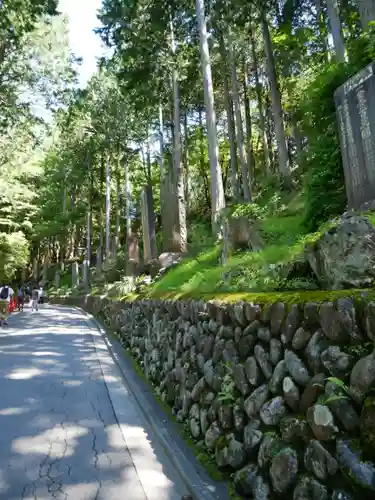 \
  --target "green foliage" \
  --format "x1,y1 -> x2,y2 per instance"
0,232 -> 29,282
230,203 -> 266,220
302,128 -> 346,231
300,61 -> 350,231
301,29 -> 375,231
